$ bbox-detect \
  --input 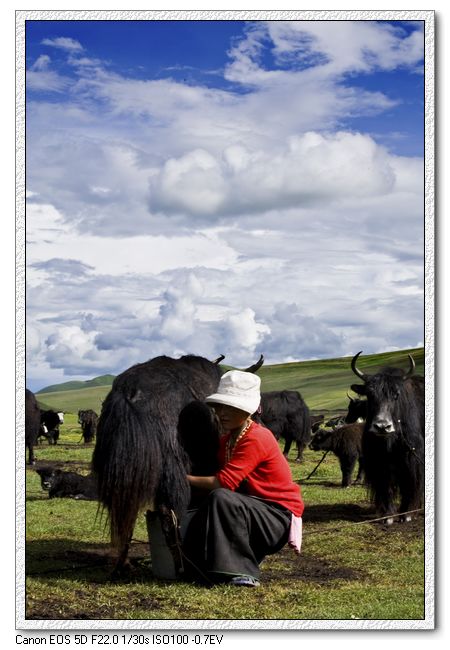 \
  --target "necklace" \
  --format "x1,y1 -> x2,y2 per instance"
225,419 -> 252,462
